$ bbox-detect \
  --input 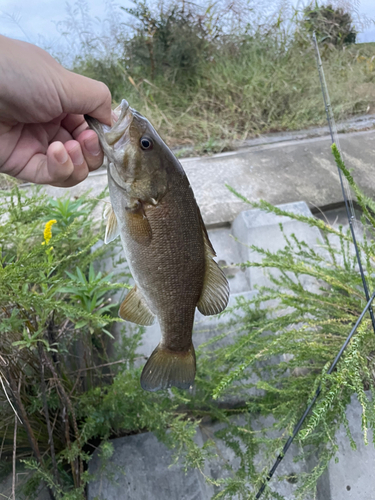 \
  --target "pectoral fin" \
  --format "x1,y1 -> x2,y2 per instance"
119,286 -> 155,326
197,221 -> 230,316
125,203 -> 152,246
104,205 -> 120,244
